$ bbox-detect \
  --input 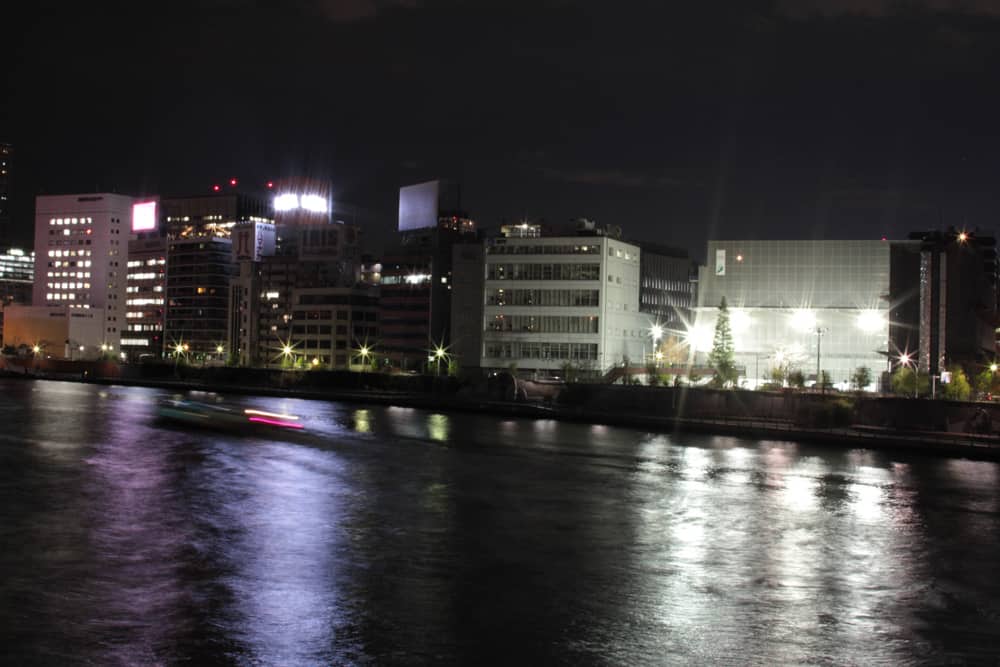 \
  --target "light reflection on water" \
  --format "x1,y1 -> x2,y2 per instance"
0,380 -> 999,664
